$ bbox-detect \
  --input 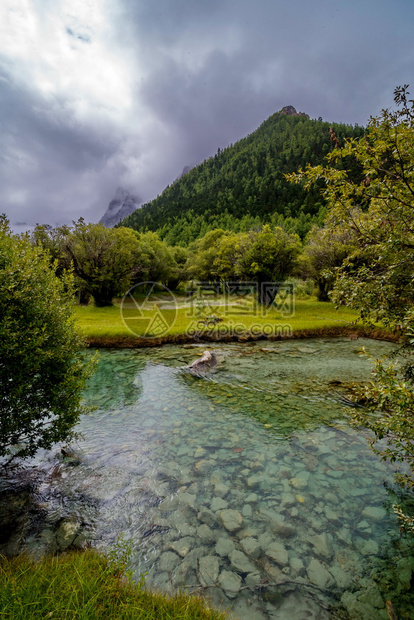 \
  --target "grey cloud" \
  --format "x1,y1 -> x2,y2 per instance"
116,0 -> 414,191
0,69 -> 129,225
140,50 -> 280,164
119,0 -> 225,44
132,0 -> 413,121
